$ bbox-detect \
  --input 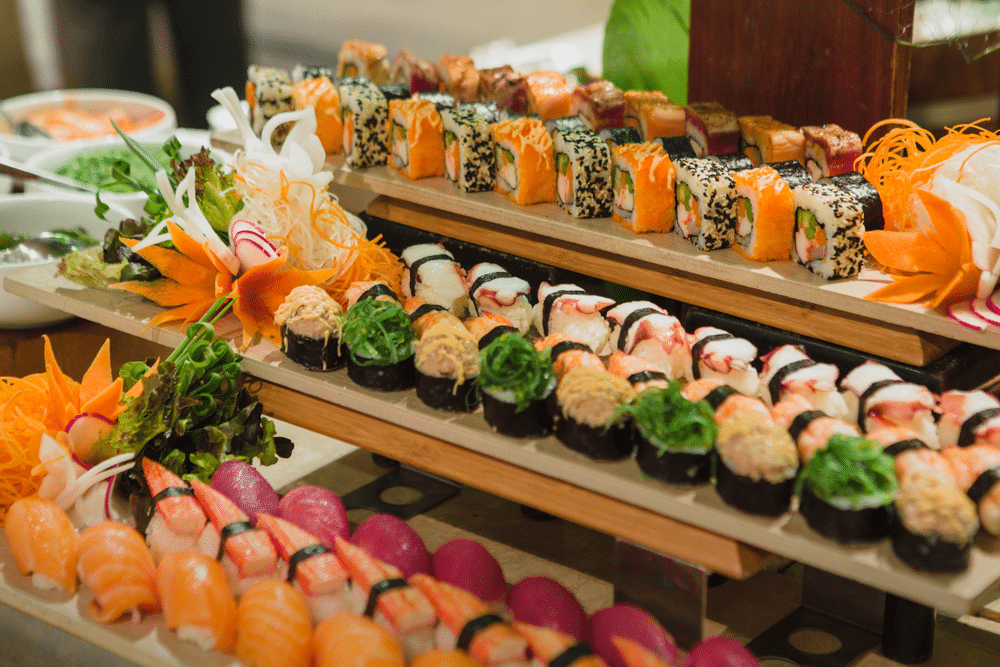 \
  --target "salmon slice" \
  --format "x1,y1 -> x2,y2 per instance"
236,579 -> 313,667
314,611 -> 406,667
190,479 -> 277,580
4,497 -> 78,594
514,622 -> 607,667
78,521 -> 160,623
157,550 -> 237,652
